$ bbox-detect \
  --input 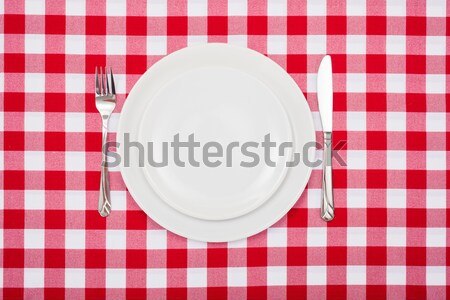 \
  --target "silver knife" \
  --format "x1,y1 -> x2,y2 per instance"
317,55 -> 334,221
